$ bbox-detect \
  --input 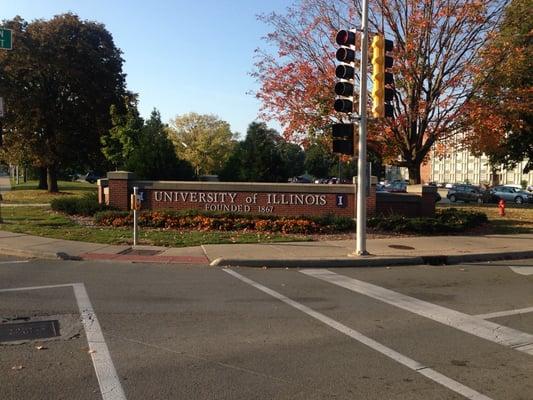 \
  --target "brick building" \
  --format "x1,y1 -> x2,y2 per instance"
385,133 -> 533,187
